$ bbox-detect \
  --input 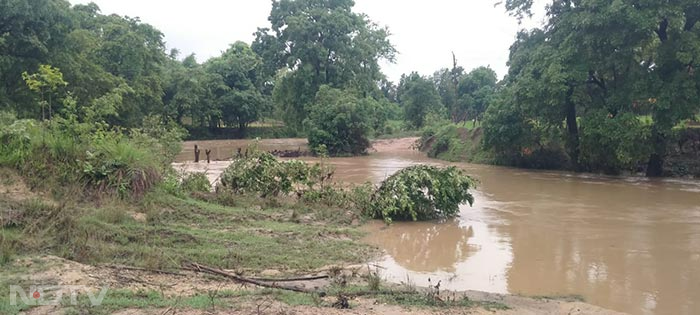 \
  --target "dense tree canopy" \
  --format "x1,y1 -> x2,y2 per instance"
485,0 -> 700,175
254,0 -> 396,129
305,86 -> 373,156
2,0 -> 698,171
398,72 -> 443,129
